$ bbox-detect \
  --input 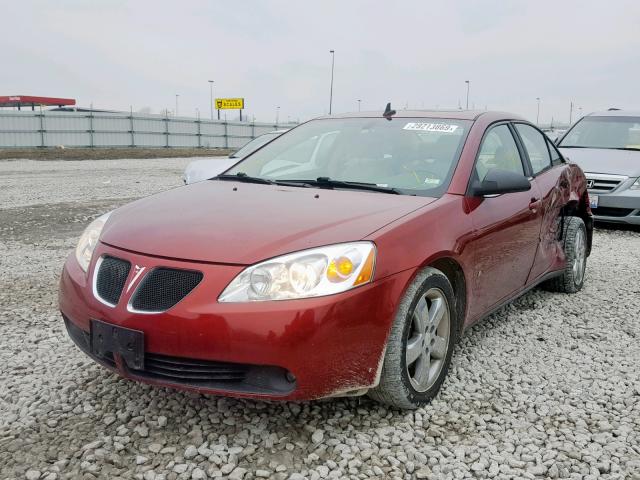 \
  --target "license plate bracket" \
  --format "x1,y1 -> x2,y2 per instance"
590,194 -> 599,209
90,319 -> 144,370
